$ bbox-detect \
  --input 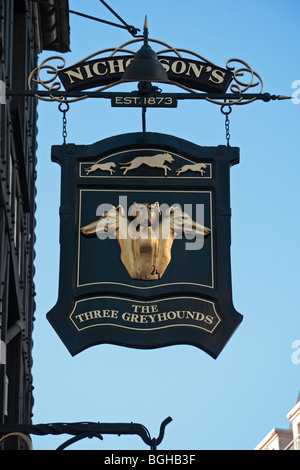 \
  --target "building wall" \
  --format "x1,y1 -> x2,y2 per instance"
254,429 -> 293,451
0,0 -> 69,450
286,396 -> 300,450
255,393 -> 300,450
